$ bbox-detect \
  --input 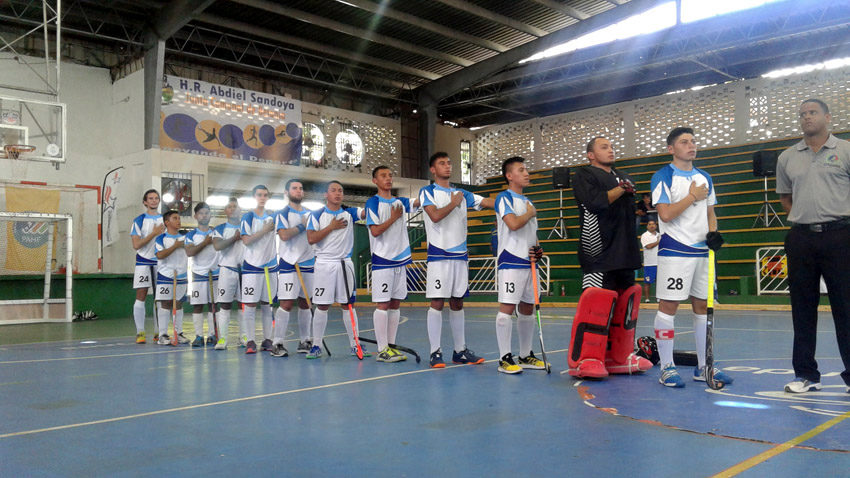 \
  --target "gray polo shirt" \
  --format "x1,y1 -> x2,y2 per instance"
776,134 -> 850,224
